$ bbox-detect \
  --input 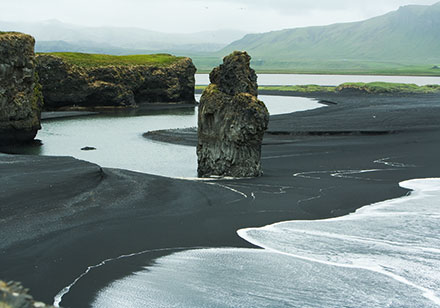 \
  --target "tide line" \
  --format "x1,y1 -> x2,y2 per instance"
53,246 -> 207,307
